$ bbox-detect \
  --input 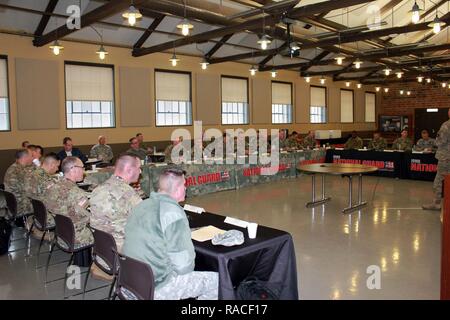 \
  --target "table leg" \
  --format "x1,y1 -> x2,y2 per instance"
306,174 -> 331,208
342,174 -> 368,214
